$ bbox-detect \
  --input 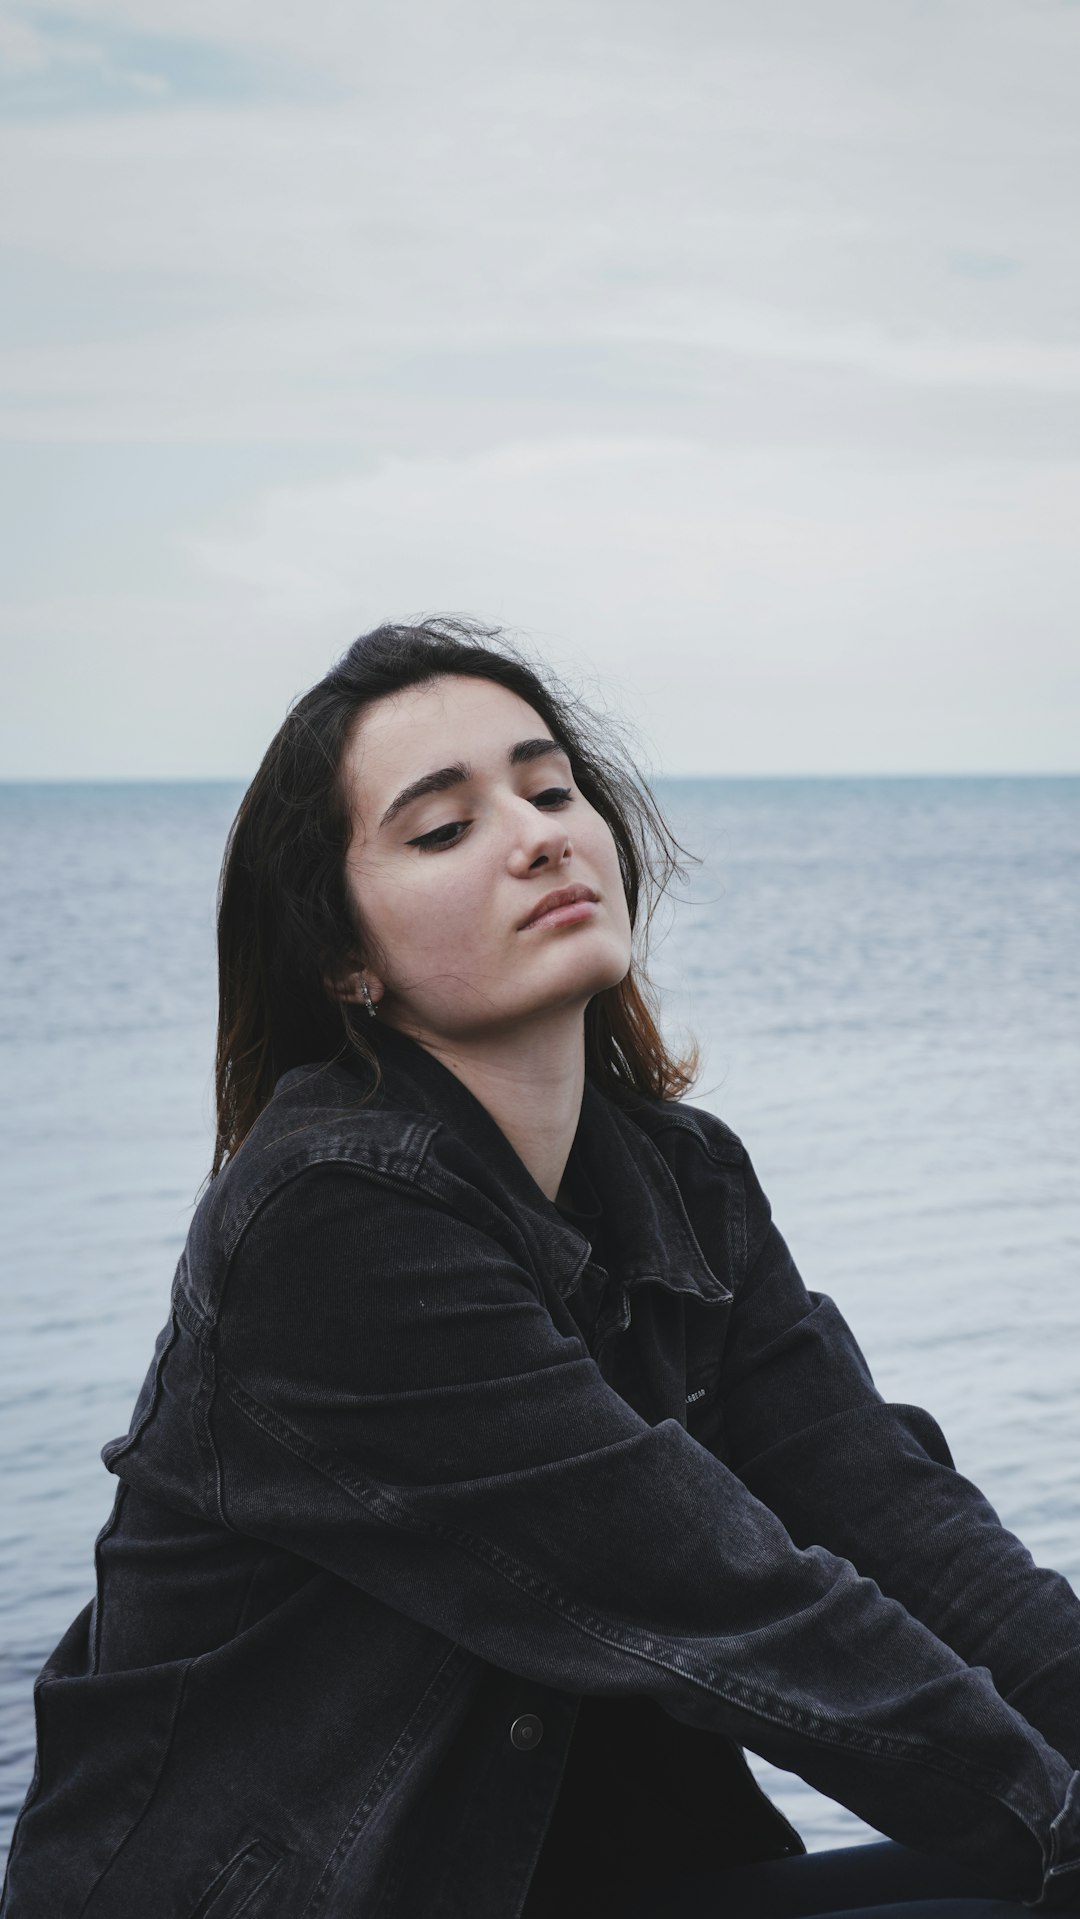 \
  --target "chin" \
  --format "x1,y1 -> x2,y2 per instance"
546,950 -> 631,1008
